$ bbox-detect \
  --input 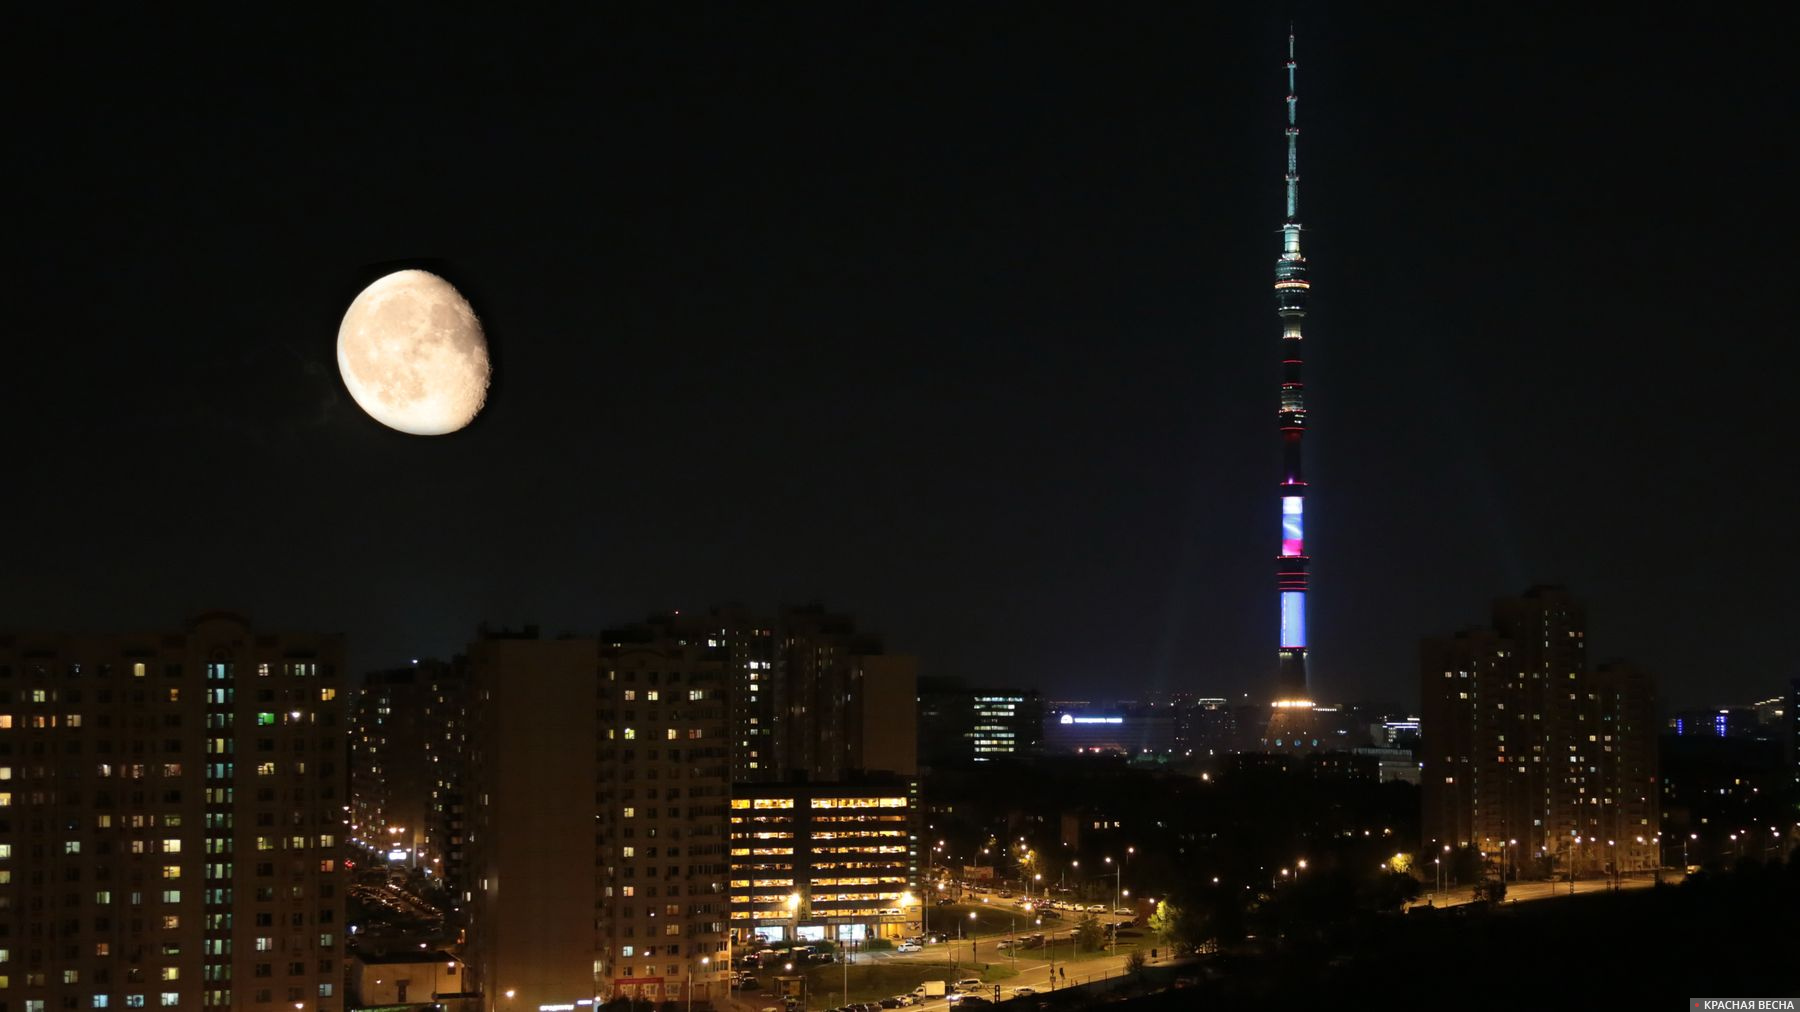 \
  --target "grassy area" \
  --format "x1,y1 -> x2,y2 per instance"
794,958 -> 1016,1007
